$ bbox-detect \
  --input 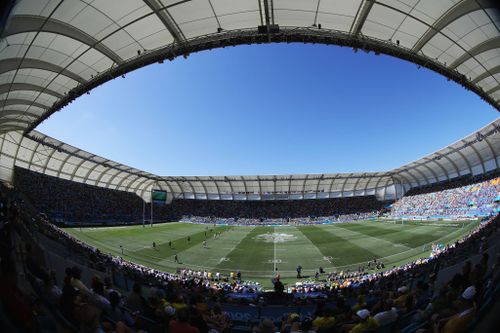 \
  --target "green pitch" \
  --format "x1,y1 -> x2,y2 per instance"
64,219 -> 479,286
